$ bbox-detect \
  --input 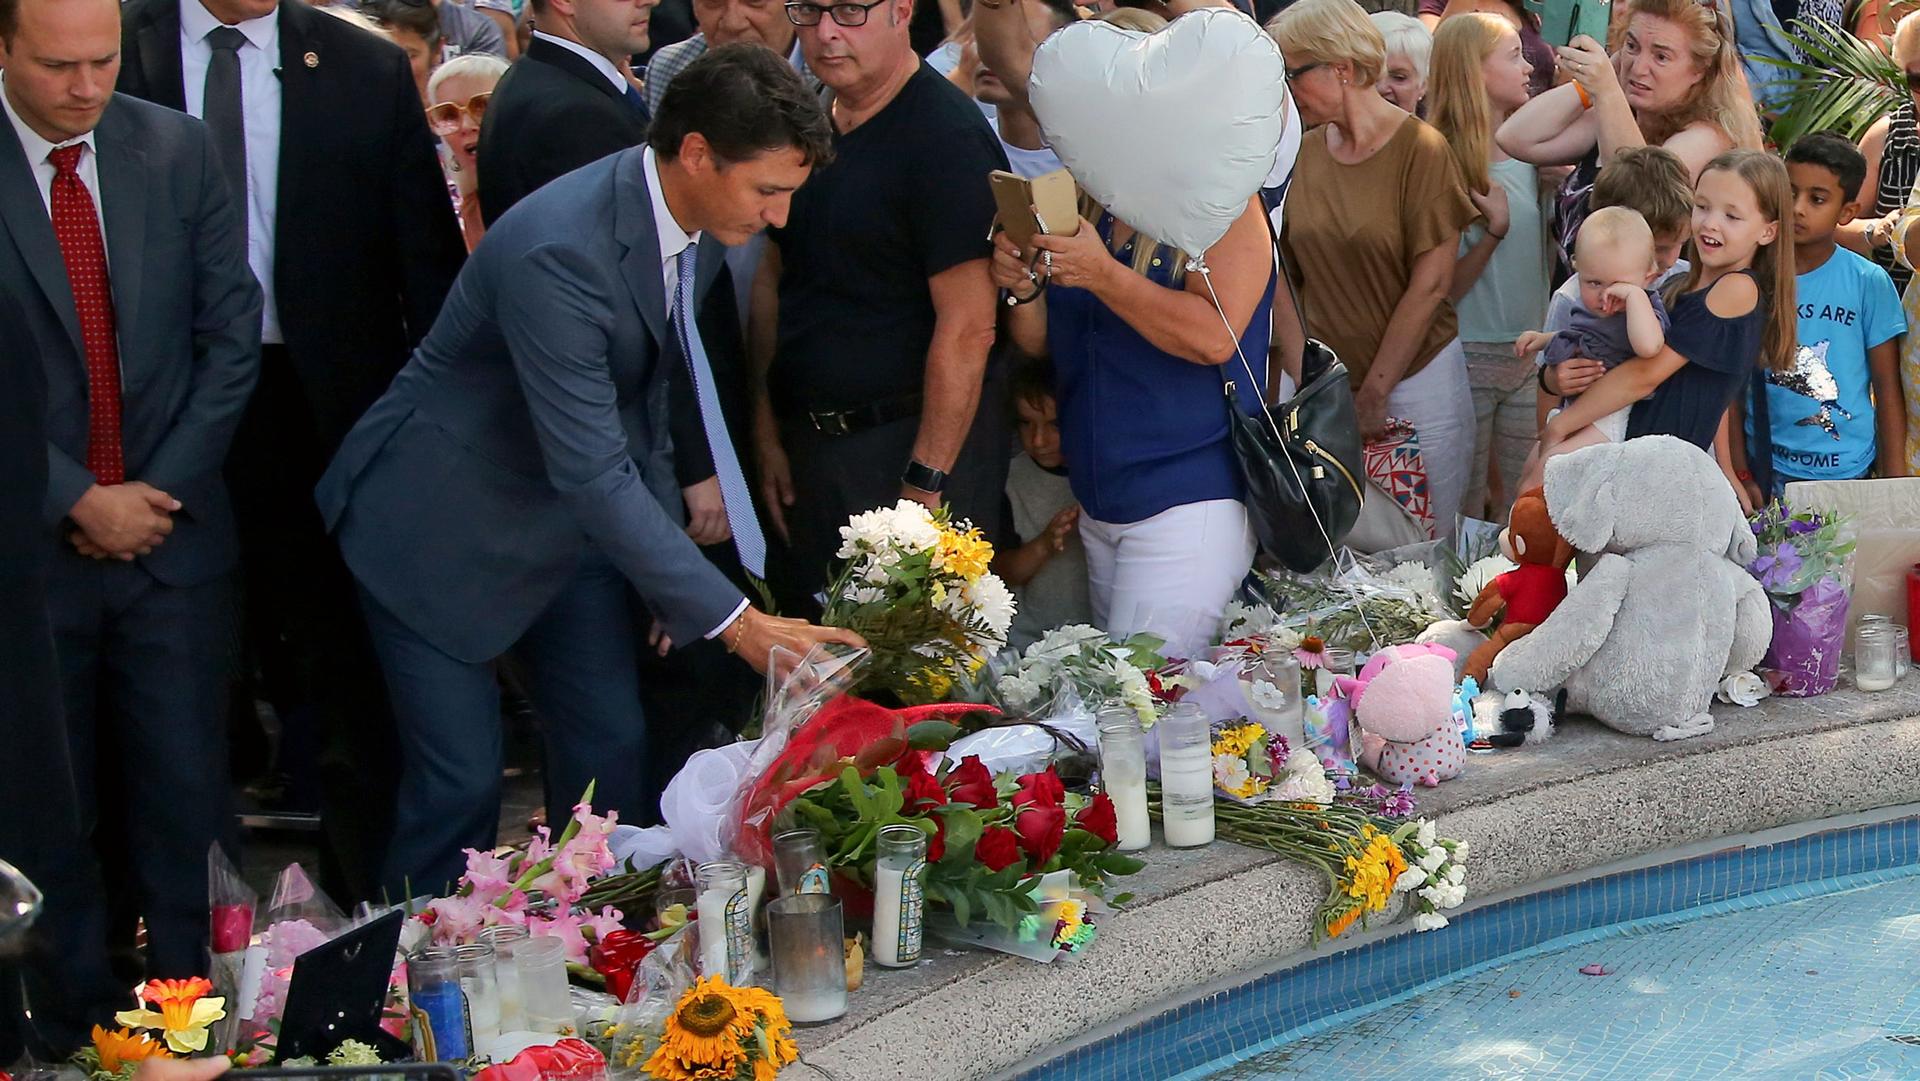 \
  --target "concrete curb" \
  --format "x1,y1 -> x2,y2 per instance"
795,684 -> 1920,1081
